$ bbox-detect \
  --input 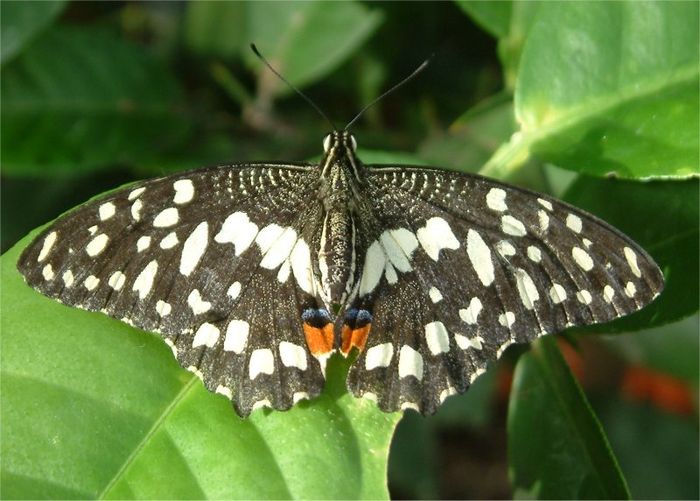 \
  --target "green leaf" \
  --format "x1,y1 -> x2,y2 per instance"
1,26 -> 190,177
0,232 -> 400,499
246,1 -> 383,95
456,1 -> 541,90
595,399 -> 699,500
606,315 -> 699,386
484,1 -> 699,180
419,93 -> 516,173
564,177 -> 699,330
0,0 -> 66,65
508,337 -> 630,500
183,1 -> 247,59
455,1 -> 512,38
